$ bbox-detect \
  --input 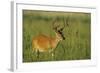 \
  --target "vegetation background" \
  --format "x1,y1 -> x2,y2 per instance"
23,10 -> 91,62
